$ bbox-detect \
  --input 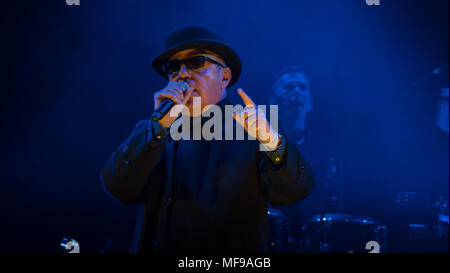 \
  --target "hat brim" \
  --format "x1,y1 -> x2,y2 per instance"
151,39 -> 241,87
